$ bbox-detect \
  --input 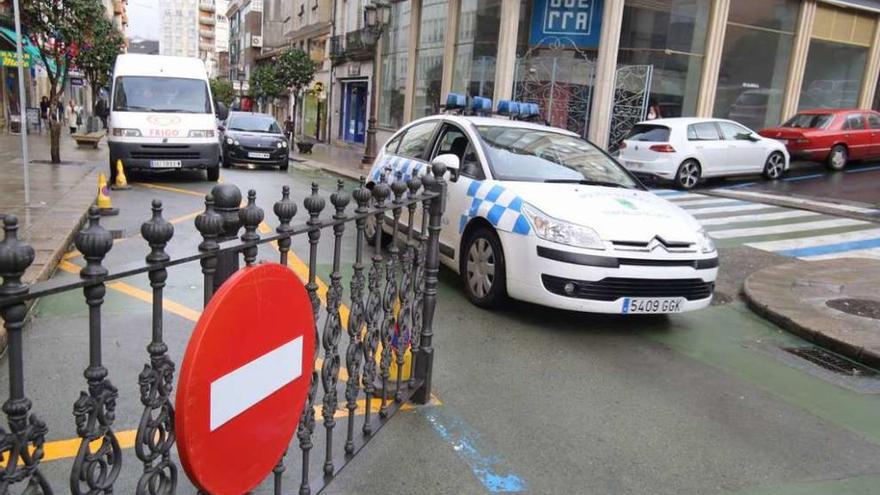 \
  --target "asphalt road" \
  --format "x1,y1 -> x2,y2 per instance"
4,163 -> 880,494
699,159 -> 880,207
